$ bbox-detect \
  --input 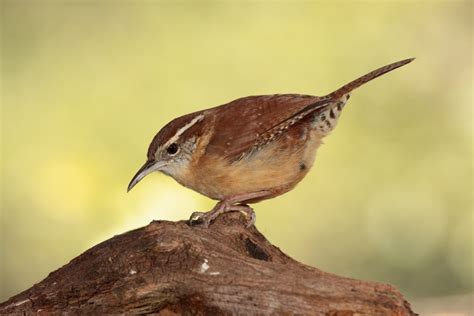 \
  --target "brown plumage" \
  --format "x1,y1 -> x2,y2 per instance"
128,58 -> 414,227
